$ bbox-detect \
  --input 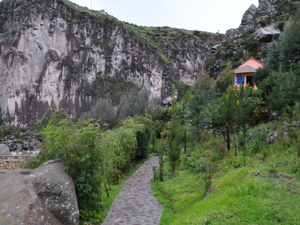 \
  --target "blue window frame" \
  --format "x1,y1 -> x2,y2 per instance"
236,75 -> 244,84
